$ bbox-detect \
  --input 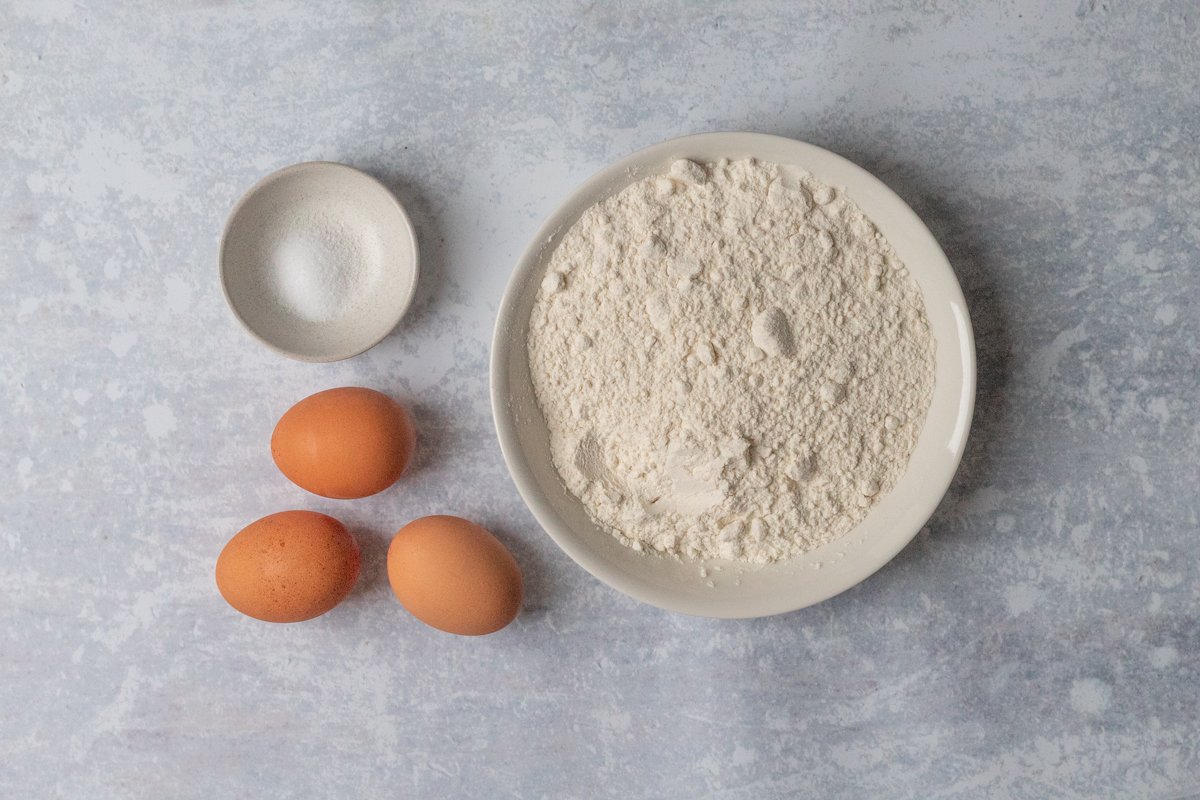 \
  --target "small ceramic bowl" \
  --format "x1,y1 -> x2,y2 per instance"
491,132 -> 976,618
220,162 -> 419,362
